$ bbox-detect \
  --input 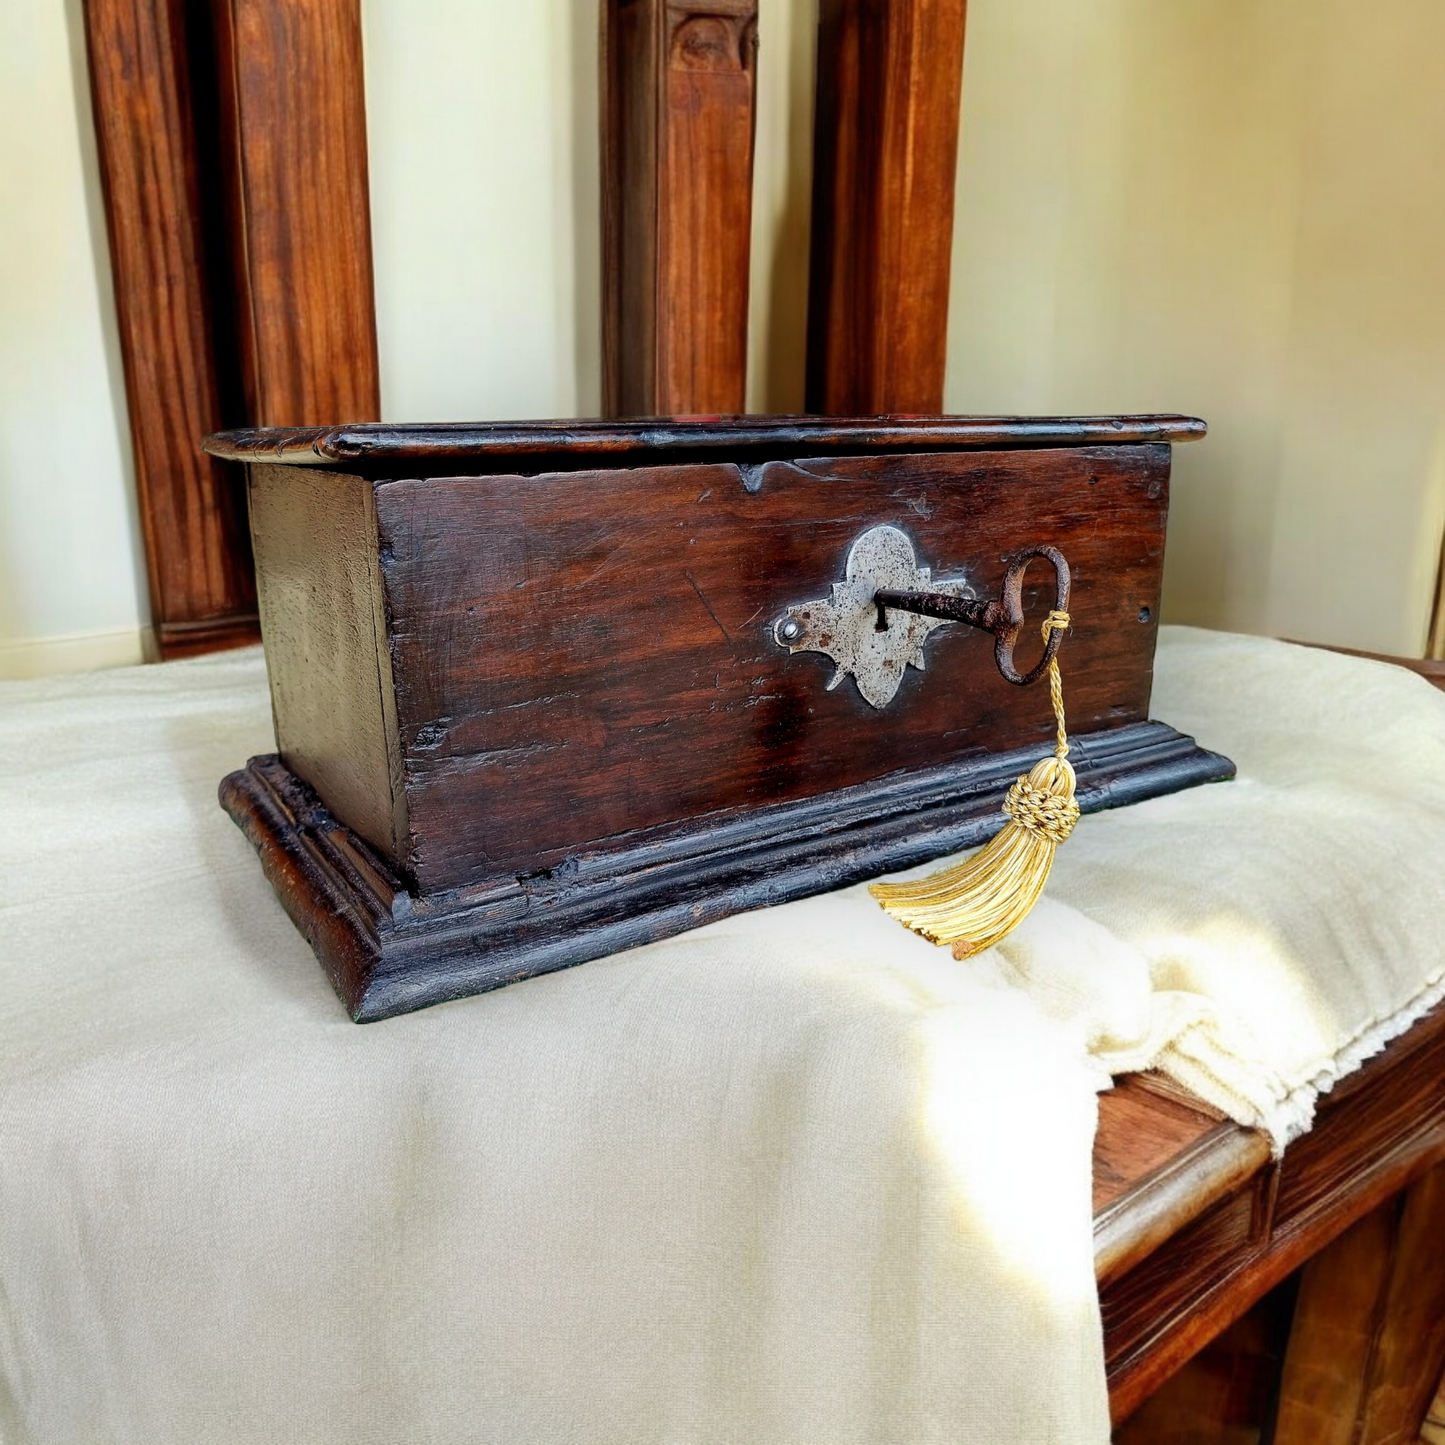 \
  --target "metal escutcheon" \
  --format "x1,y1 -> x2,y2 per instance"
773,527 -> 1071,708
